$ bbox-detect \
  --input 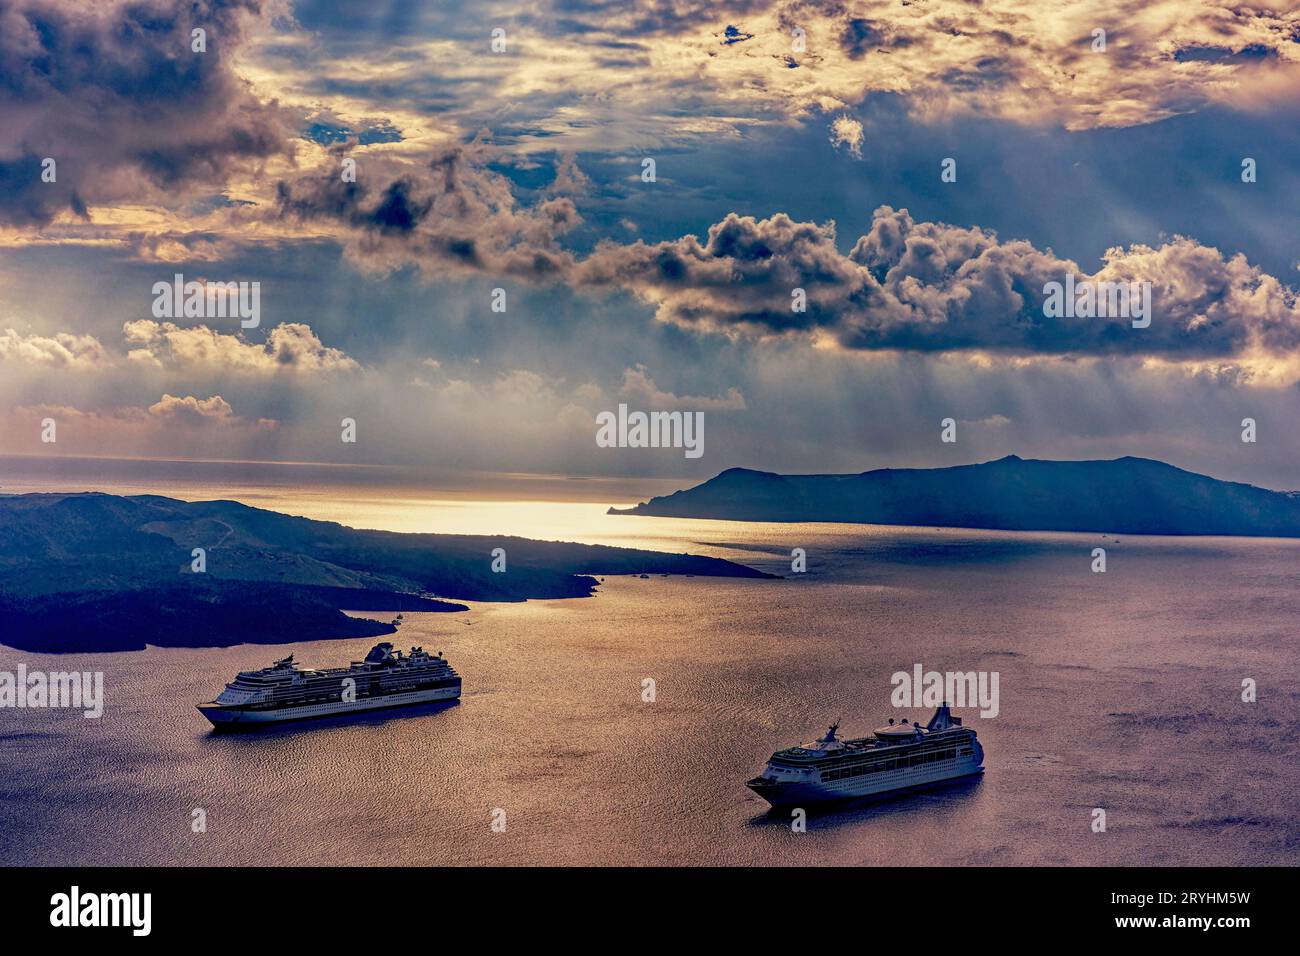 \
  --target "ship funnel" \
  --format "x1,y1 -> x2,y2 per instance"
926,702 -> 956,731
